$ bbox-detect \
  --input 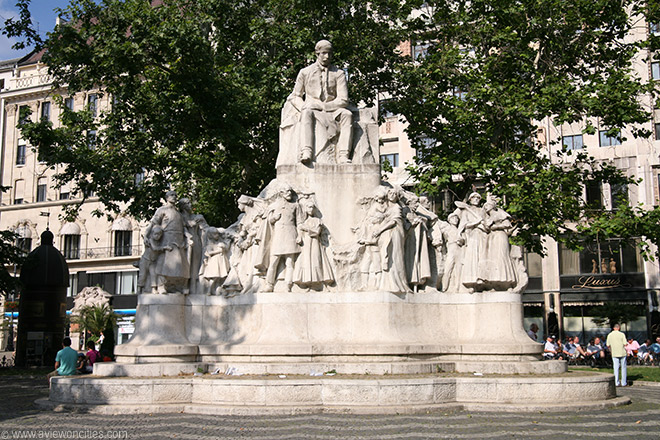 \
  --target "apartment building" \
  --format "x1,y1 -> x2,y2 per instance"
0,51 -> 141,350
